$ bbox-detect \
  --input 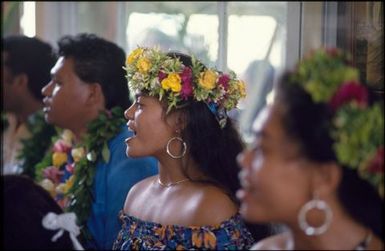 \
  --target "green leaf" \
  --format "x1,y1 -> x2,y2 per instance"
102,142 -> 110,163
